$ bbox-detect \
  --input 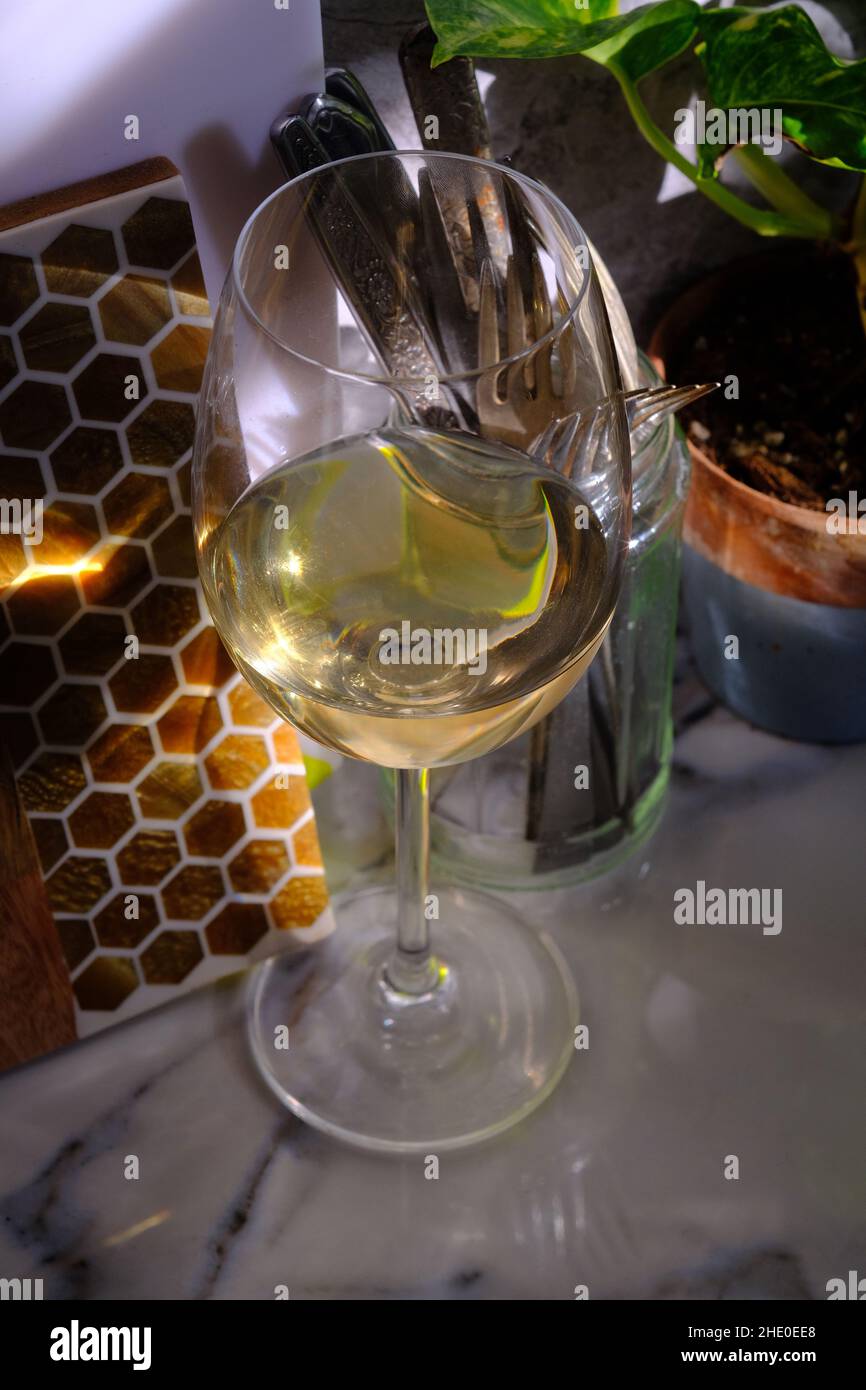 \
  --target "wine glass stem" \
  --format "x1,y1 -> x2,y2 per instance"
386,767 -> 440,997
